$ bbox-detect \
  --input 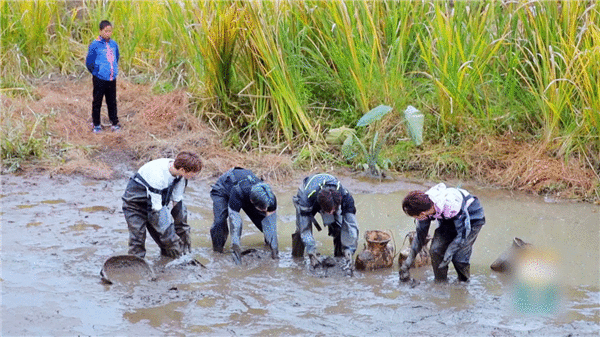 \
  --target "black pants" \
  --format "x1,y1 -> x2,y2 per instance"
210,192 -> 229,253
430,221 -> 484,282
92,76 -> 118,126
